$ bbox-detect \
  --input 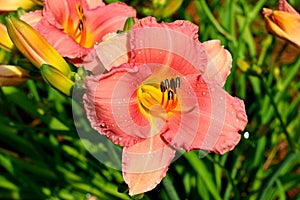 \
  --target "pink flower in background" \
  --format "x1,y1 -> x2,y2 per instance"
83,17 -> 248,195
22,0 -> 136,62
